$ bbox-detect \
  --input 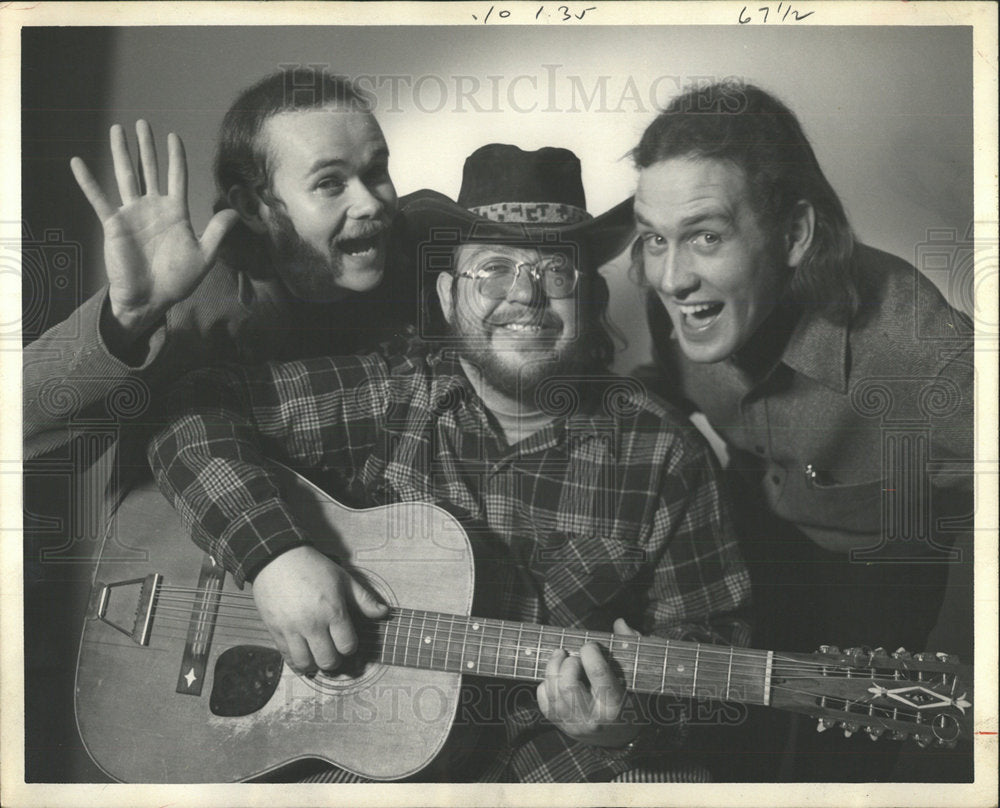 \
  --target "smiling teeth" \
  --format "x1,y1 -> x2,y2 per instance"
679,302 -> 720,316
502,323 -> 542,332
